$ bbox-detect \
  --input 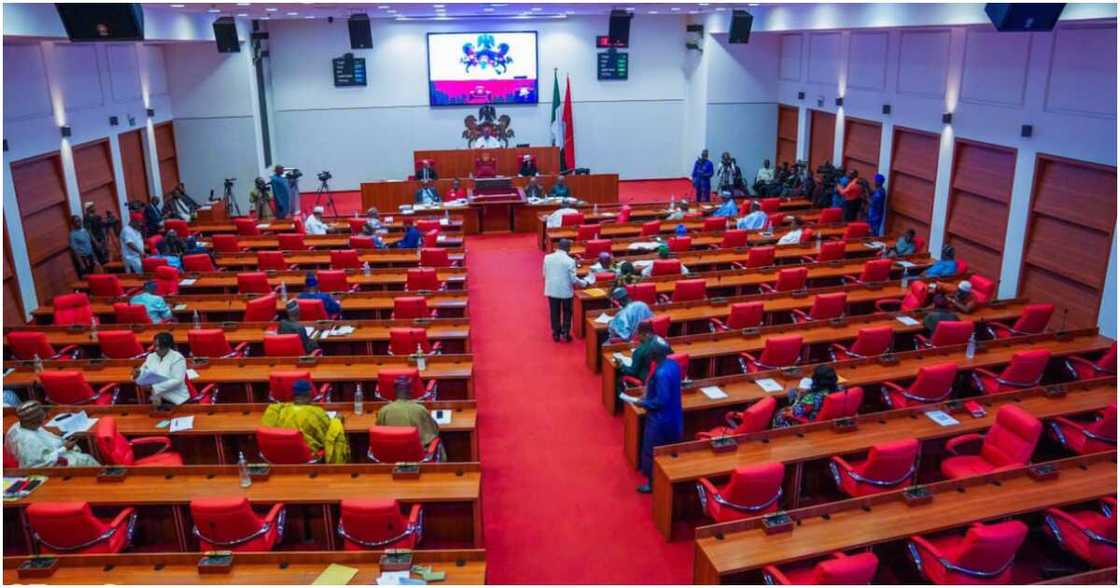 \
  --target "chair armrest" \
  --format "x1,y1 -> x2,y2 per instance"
1067,356 -> 1094,369
972,367 -> 999,380
829,455 -> 856,474
761,566 -> 793,585
228,342 -> 251,358
1101,497 -> 1116,512
945,433 -> 985,455
708,318 -> 727,332
96,382 -> 120,399
913,334 -> 932,349
193,383 -> 218,404
621,375 -> 644,389
308,349 -> 324,357
799,256 -> 816,264
828,343 -> 849,361
107,507 -> 137,529
790,309 -> 811,323
430,308 -> 440,319
129,436 -> 172,455
697,477 -> 721,498
656,294 -> 670,304
1044,507 -> 1087,531
263,503 -> 285,524
730,262 -> 746,271
988,322 -> 1014,338
430,341 -> 444,355
123,287 -> 143,297
758,283 -> 776,294
840,274 -> 862,285
737,351 -> 758,374
316,383 -> 334,402
724,410 -> 743,428
875,299 -> 902,313
406,503 -> 422,527
423,437 -> 442,461
909,534 -> 946,561
880,381 -> 905,394
51,344 -> 82,360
